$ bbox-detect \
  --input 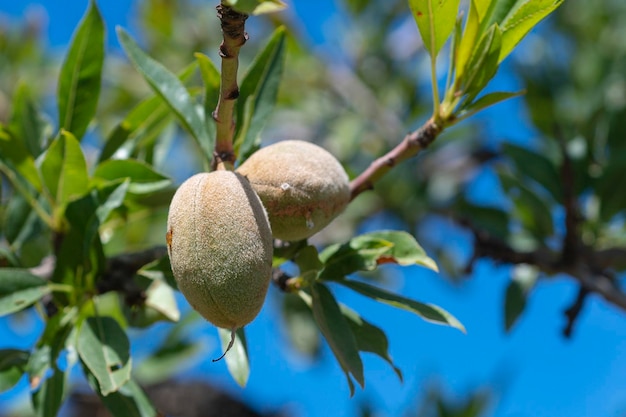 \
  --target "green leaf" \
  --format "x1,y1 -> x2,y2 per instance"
9,83 -> 51,158
235,27 -> 286,162
408,0 -> 461,58
498,171 -> 555,240
502,142 -> 562,203
0,269 -> 50,316
0,349 -> 29,393
456,0 -> 481,82
340,306 -> 403,382
282,294 -> 321,357
460,24 -> 502,103
39,130 -> 89,205
117,28 -> 213,165
309,284 -> 364,394
3,193 -> 45,250
219,327 -> 250,387
0,126 -> 43,192
95,180 -> 130,224
459,90 -> 525,119
319,230 -> 437,280
339,279 -> 466,332
32,367 -> 66,417
57,0 -> 105,141
123,276 -> 180,328
504,264 -> 538,331
195,52 -> 220,140
99,61 -> 199,163
93,159 -> 170,194
224,0 -> 287,15
87,374 -> 157,417
499,0 -> 564,62
77,316 -> 132,396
